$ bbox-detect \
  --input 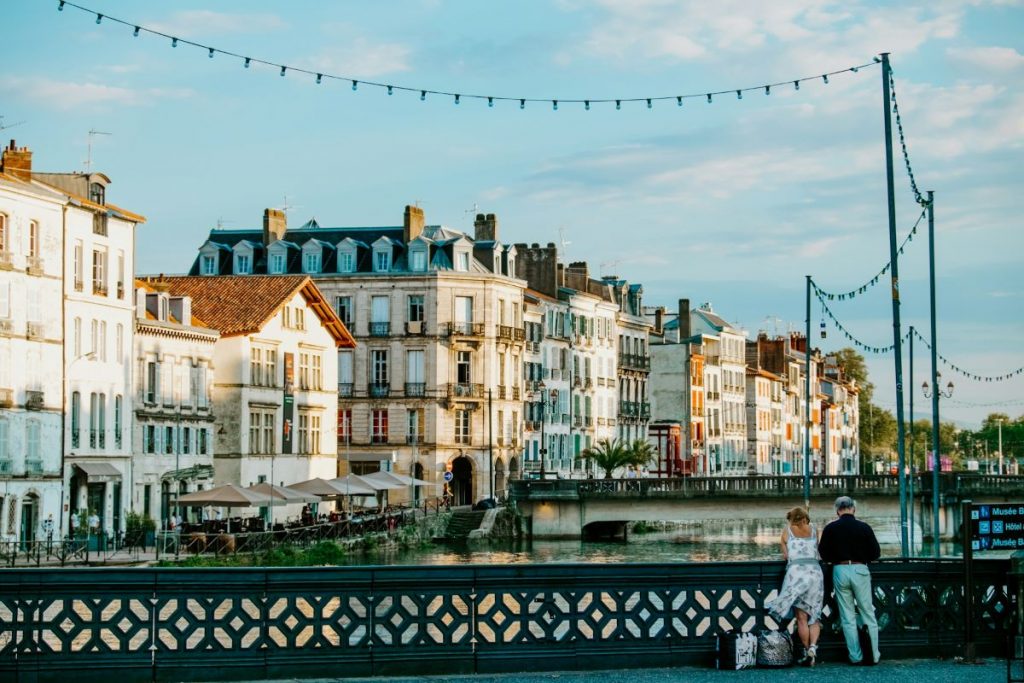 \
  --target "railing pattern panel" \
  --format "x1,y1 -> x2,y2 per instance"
0,561 -> 1010,681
